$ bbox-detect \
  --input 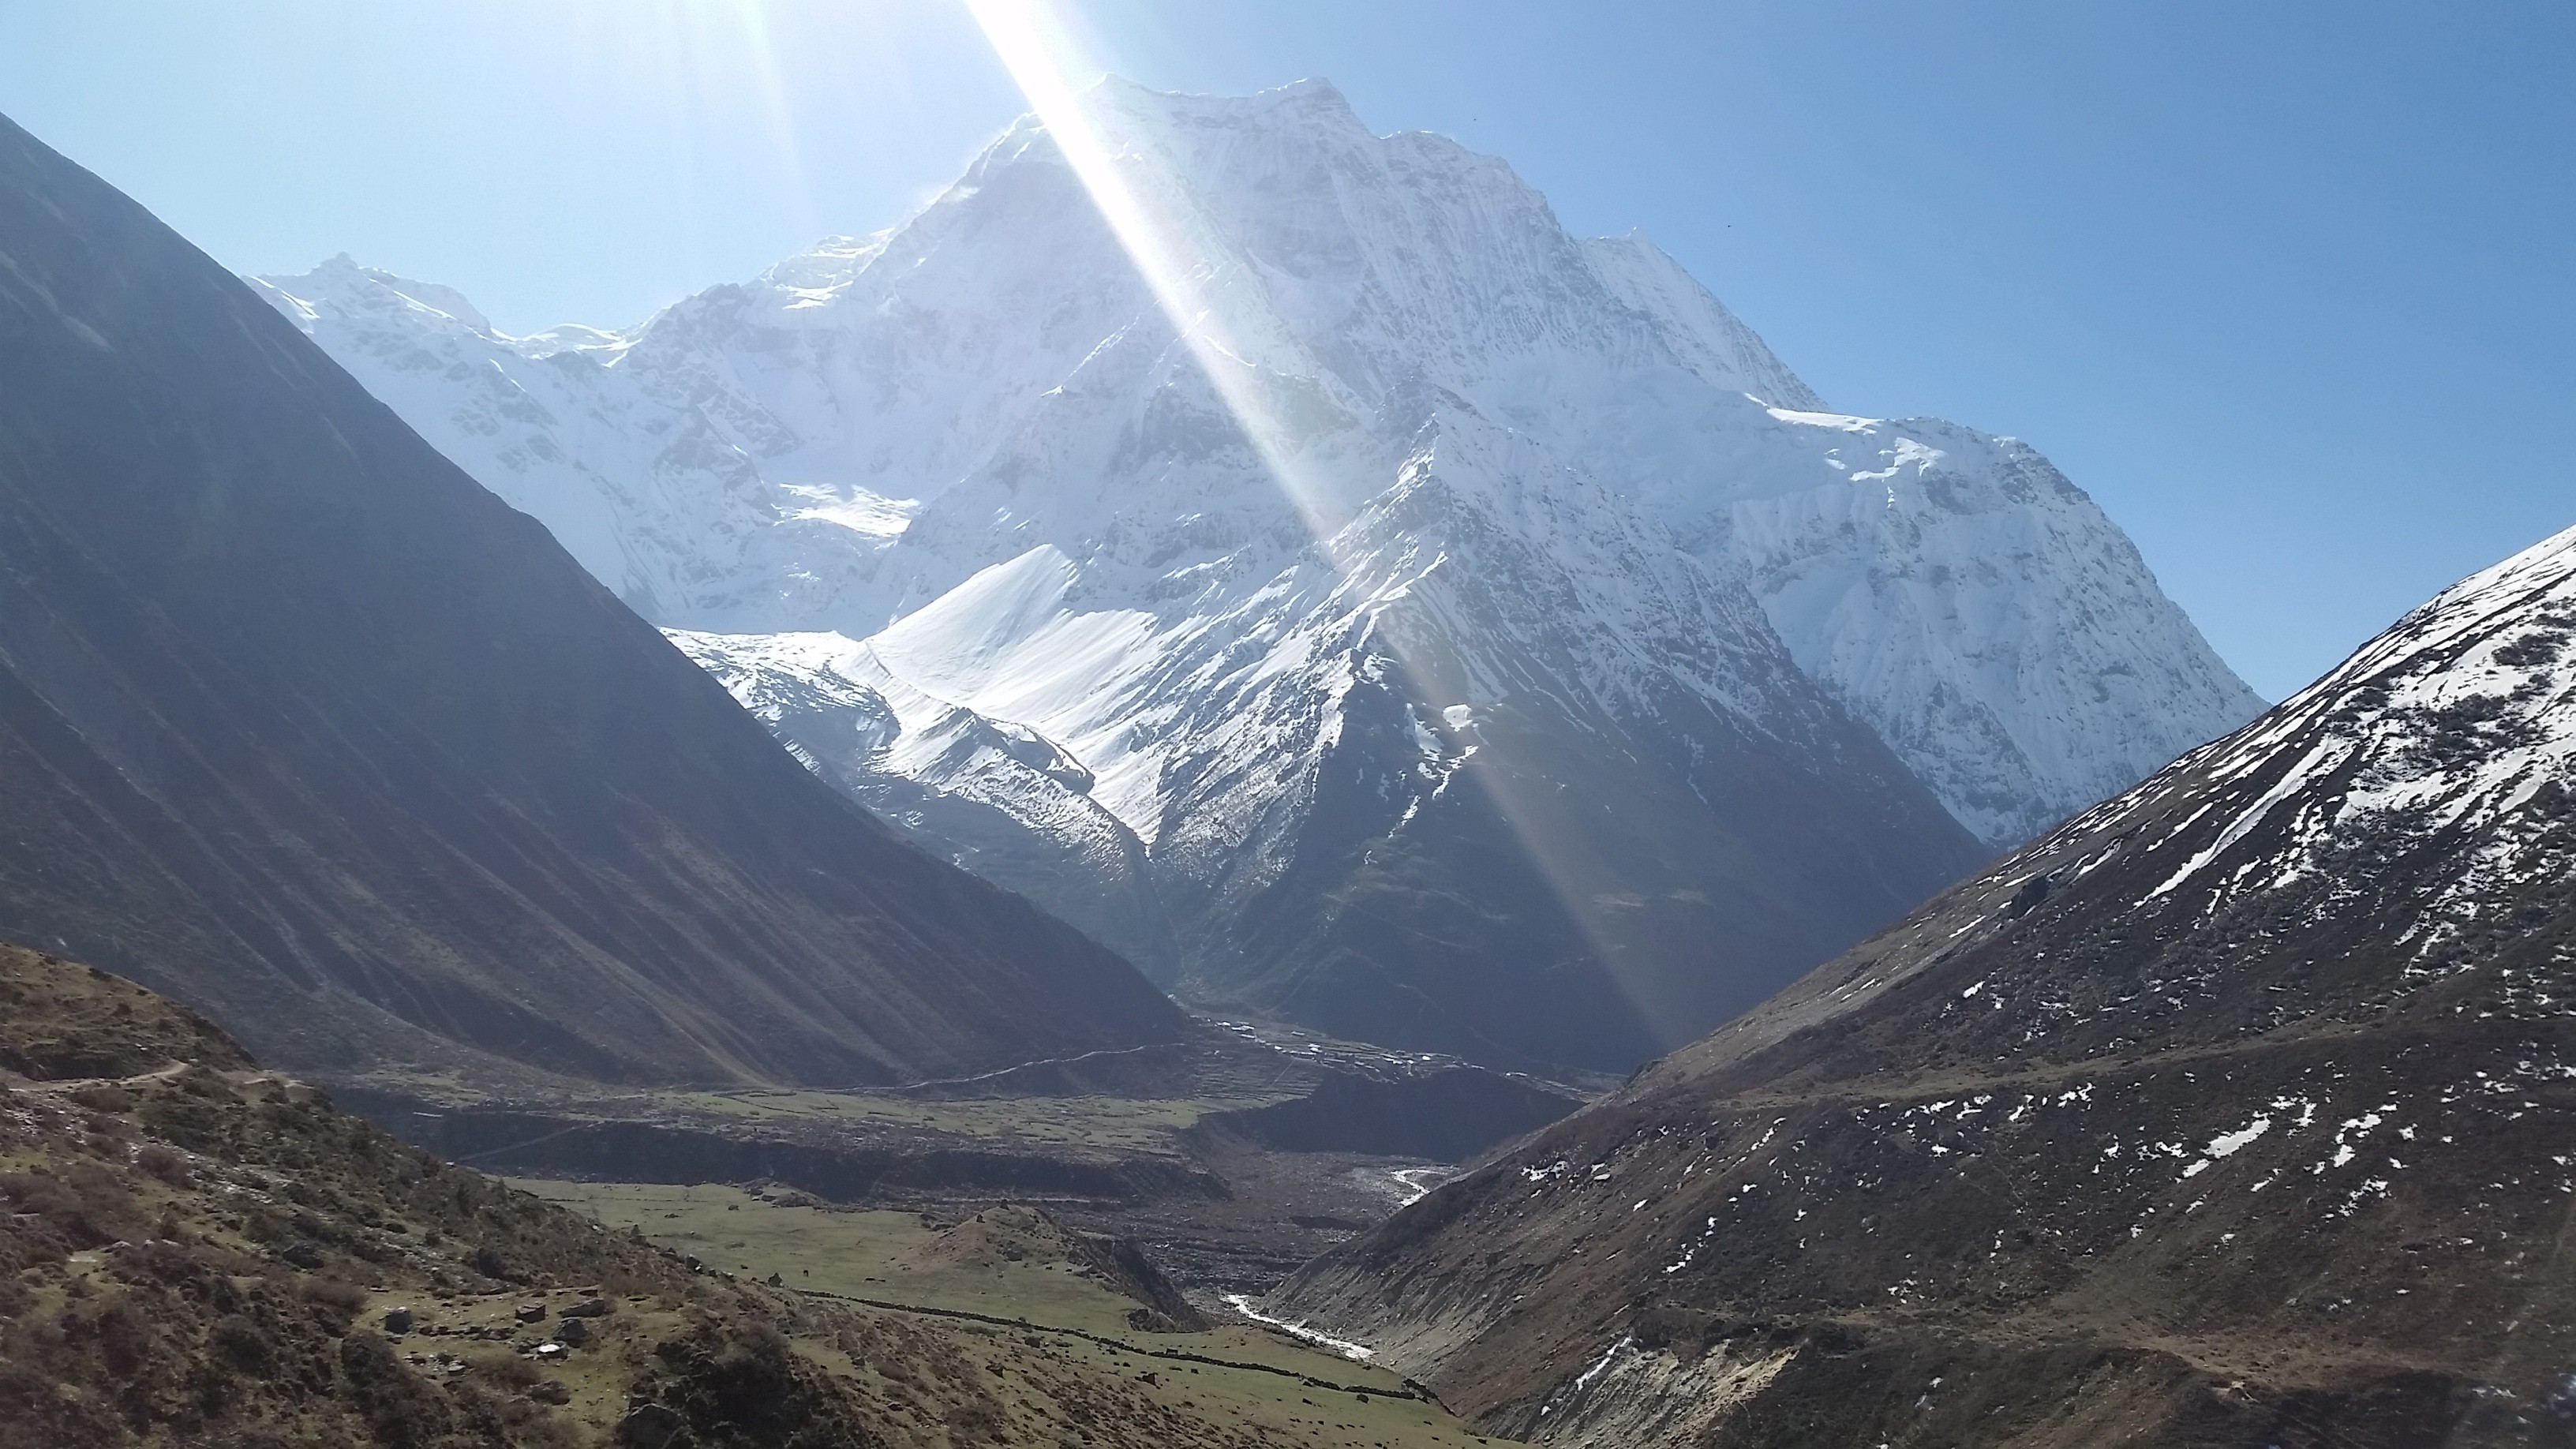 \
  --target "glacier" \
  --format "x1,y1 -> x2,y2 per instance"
256,77 -> 2261,1070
